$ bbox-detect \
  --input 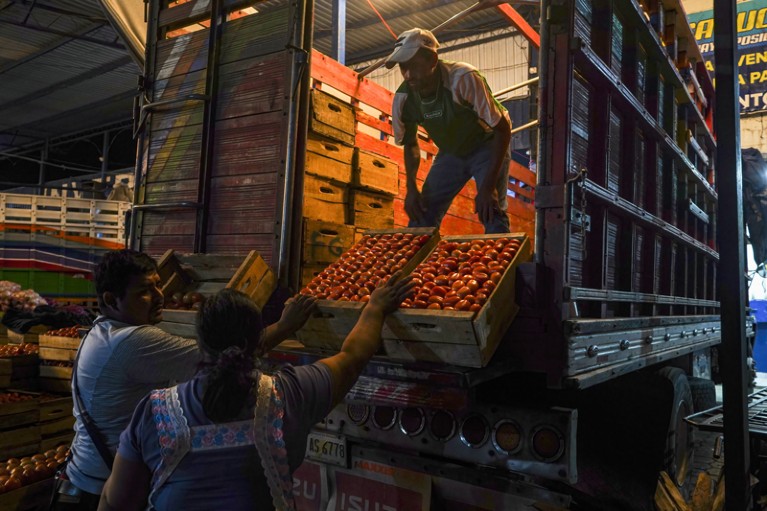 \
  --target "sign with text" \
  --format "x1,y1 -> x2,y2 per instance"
293,461 -> 327,511
687,0 -> 767,112
327,459 -> 431,511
